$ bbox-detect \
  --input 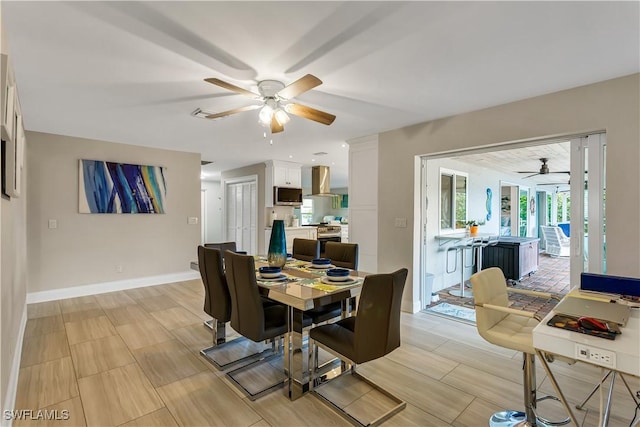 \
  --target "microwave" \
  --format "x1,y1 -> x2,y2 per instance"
274,186 -> 302,206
